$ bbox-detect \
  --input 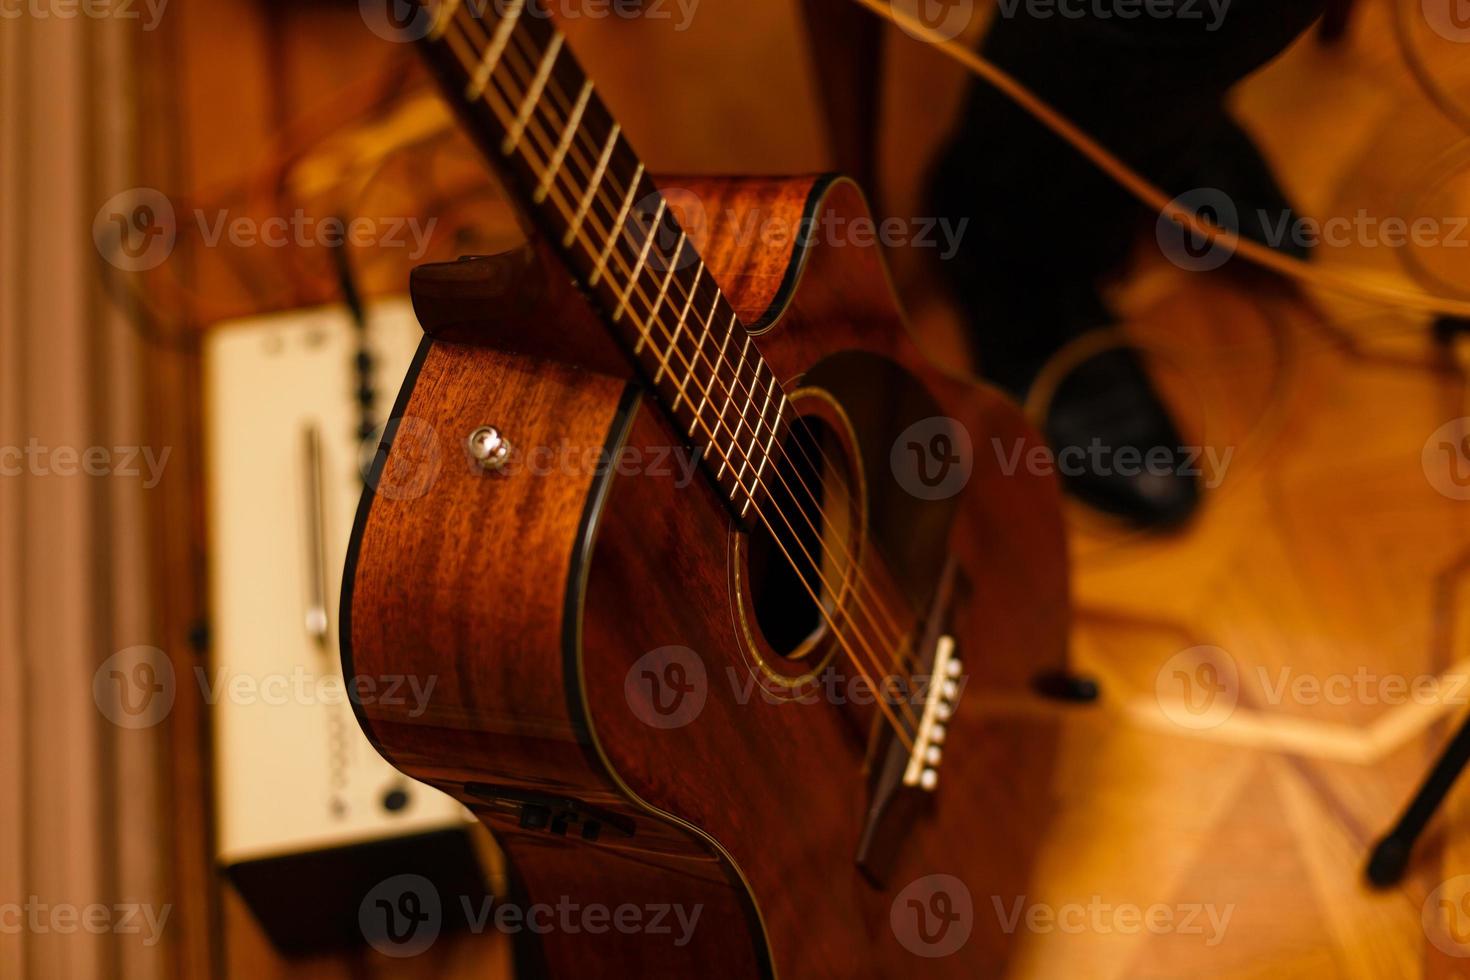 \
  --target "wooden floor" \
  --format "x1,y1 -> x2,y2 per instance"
894,4 -> 1470,976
